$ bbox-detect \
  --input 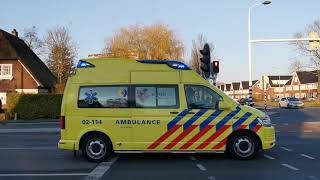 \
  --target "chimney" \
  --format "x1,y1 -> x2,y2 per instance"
11,29 -> 18,37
